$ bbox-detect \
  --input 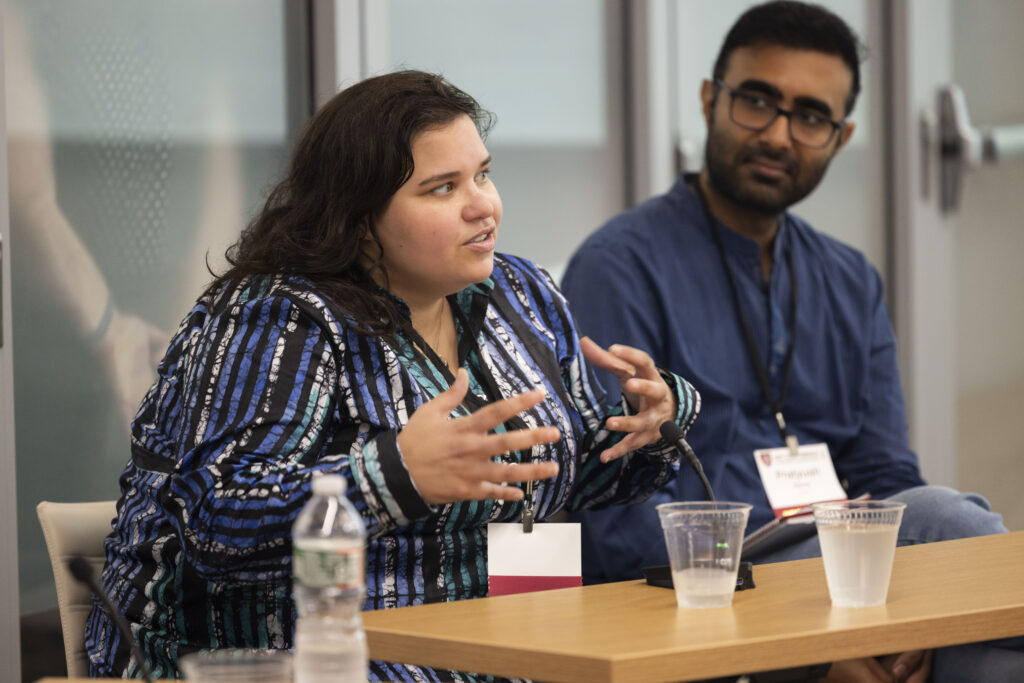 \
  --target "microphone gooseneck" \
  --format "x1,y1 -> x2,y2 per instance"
68,555 -> 154,683
659,421 -> 716,502
67,555 -> 94,583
